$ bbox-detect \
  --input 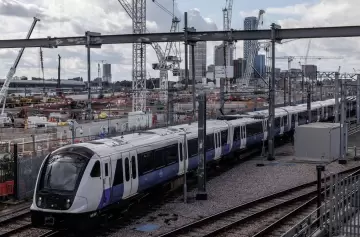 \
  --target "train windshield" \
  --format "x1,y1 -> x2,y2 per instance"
39,152 -> 89,192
